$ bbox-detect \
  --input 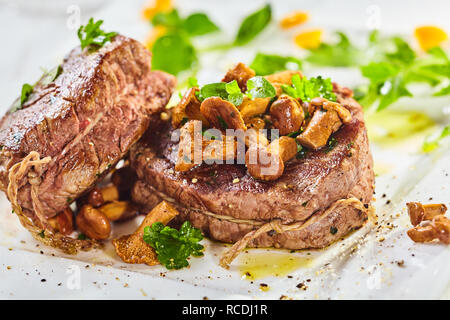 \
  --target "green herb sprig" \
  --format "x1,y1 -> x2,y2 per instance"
143,221 -> 204,270
77,18 -> 117,51
282,74 -> 336,102
196,76 -> 276,106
